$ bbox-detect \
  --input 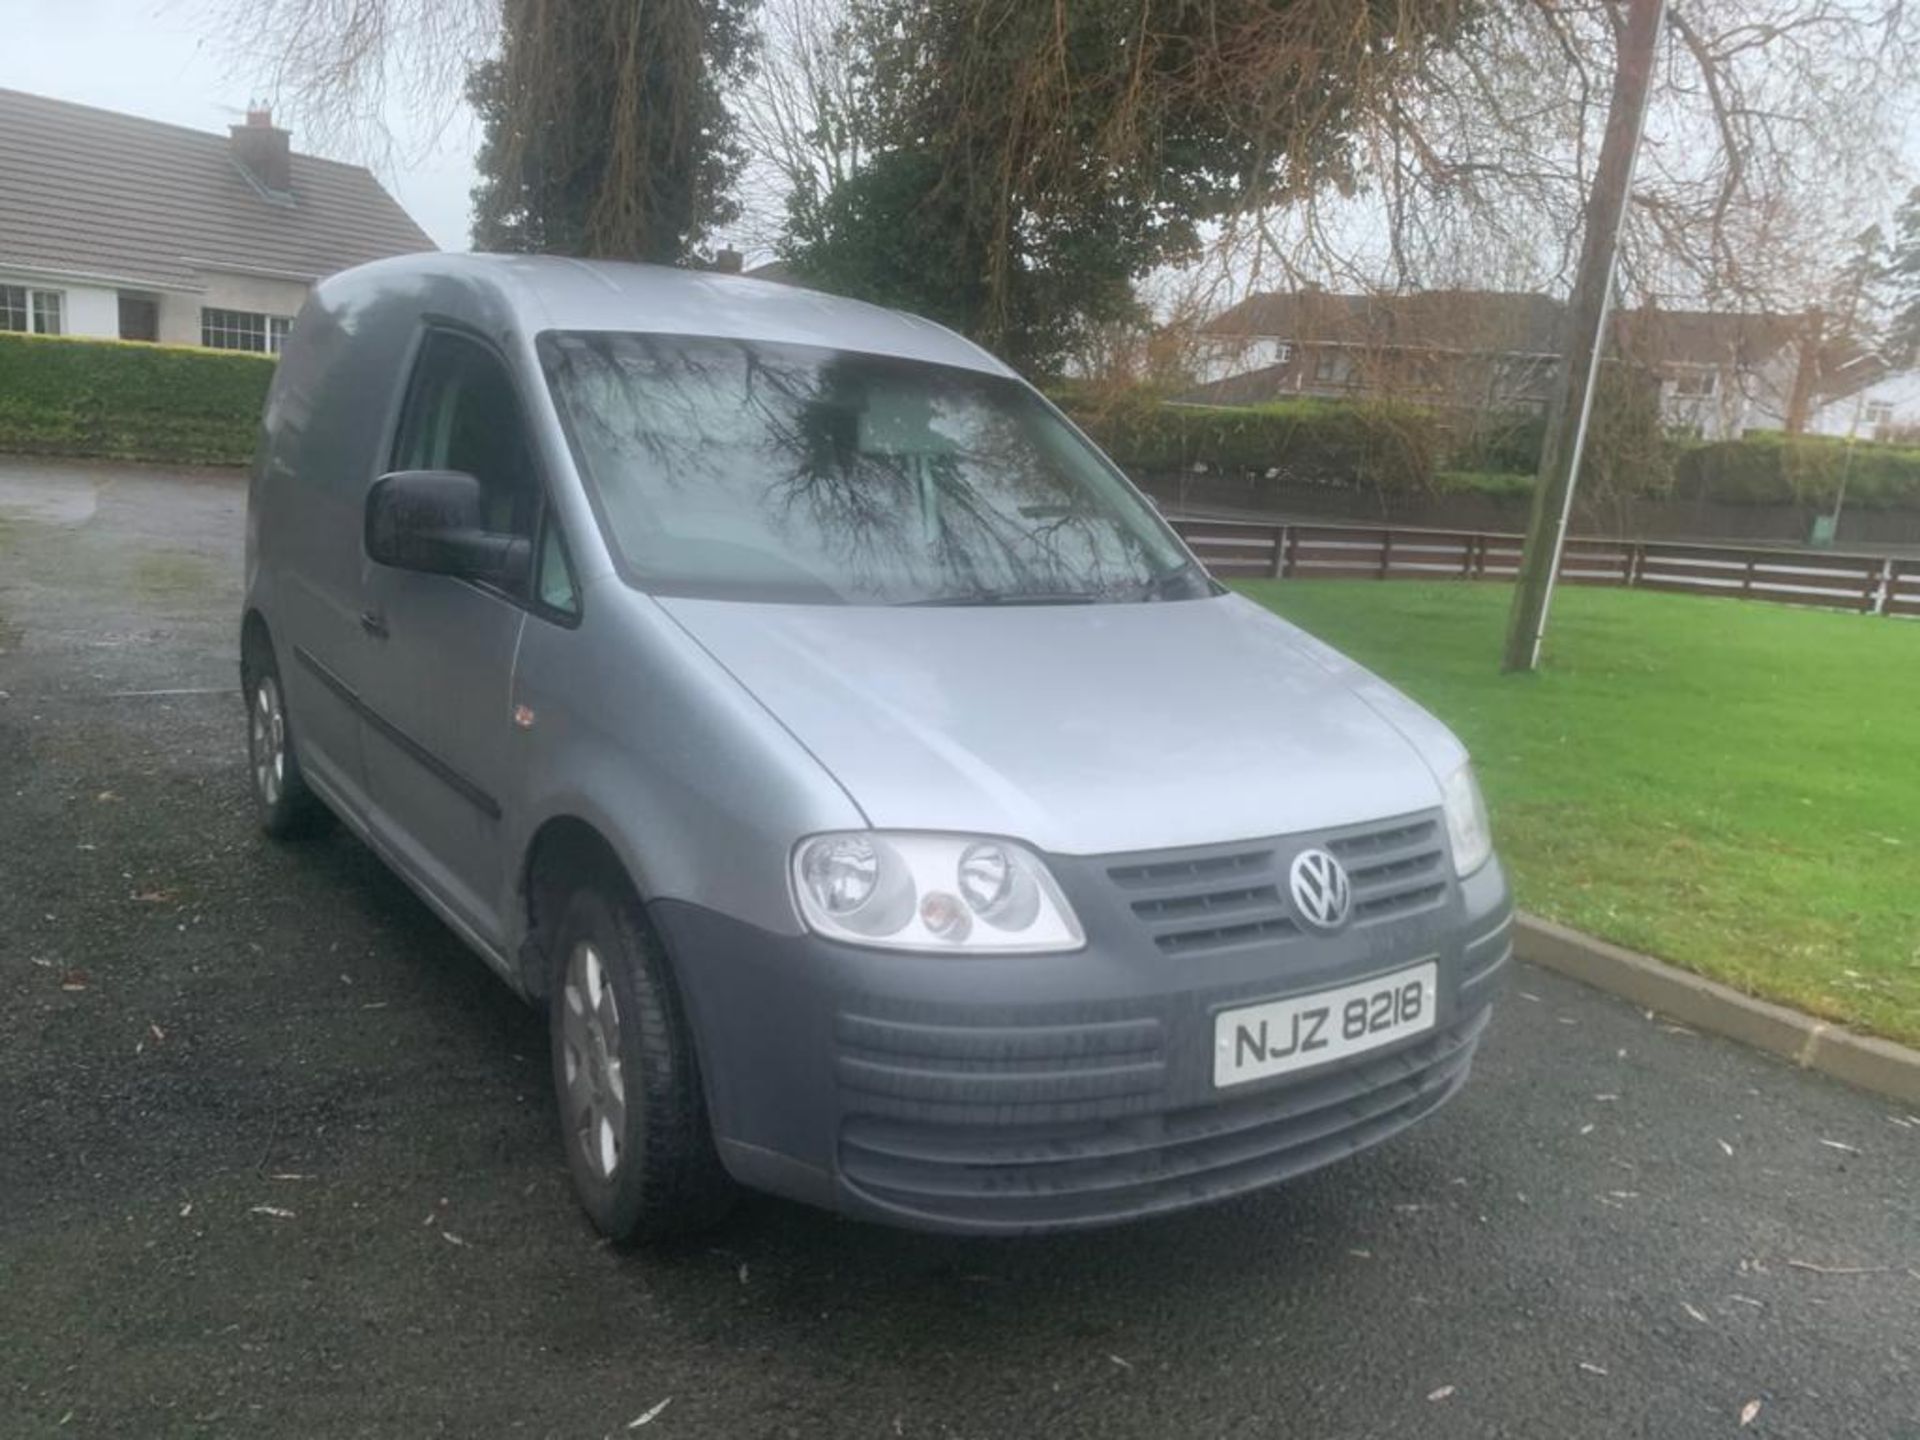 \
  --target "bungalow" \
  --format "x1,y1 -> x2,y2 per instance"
0,87 -> 432,353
